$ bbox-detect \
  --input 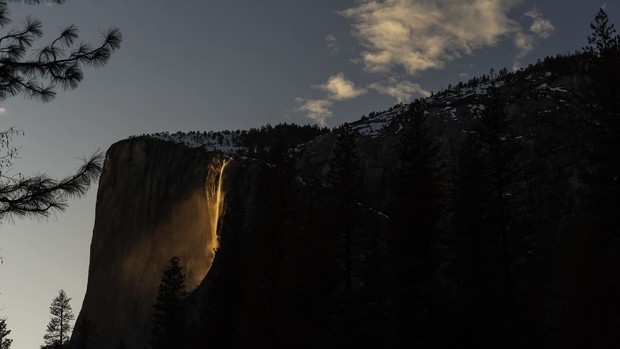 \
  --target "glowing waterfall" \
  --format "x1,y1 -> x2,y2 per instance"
207,157 -> 229,254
